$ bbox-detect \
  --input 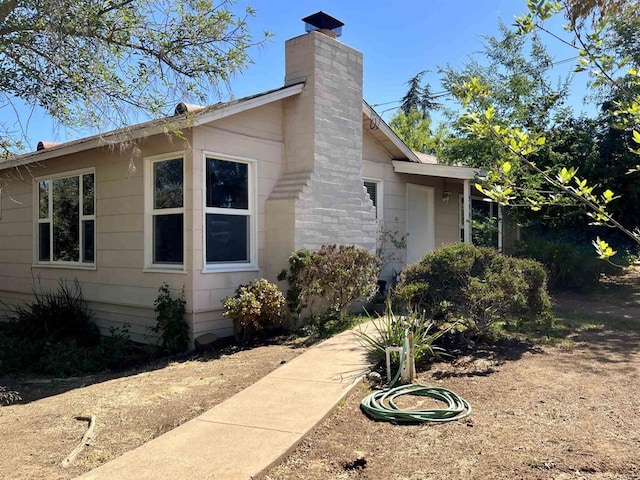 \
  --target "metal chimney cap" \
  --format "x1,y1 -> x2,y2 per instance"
302,11 -> 344,37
